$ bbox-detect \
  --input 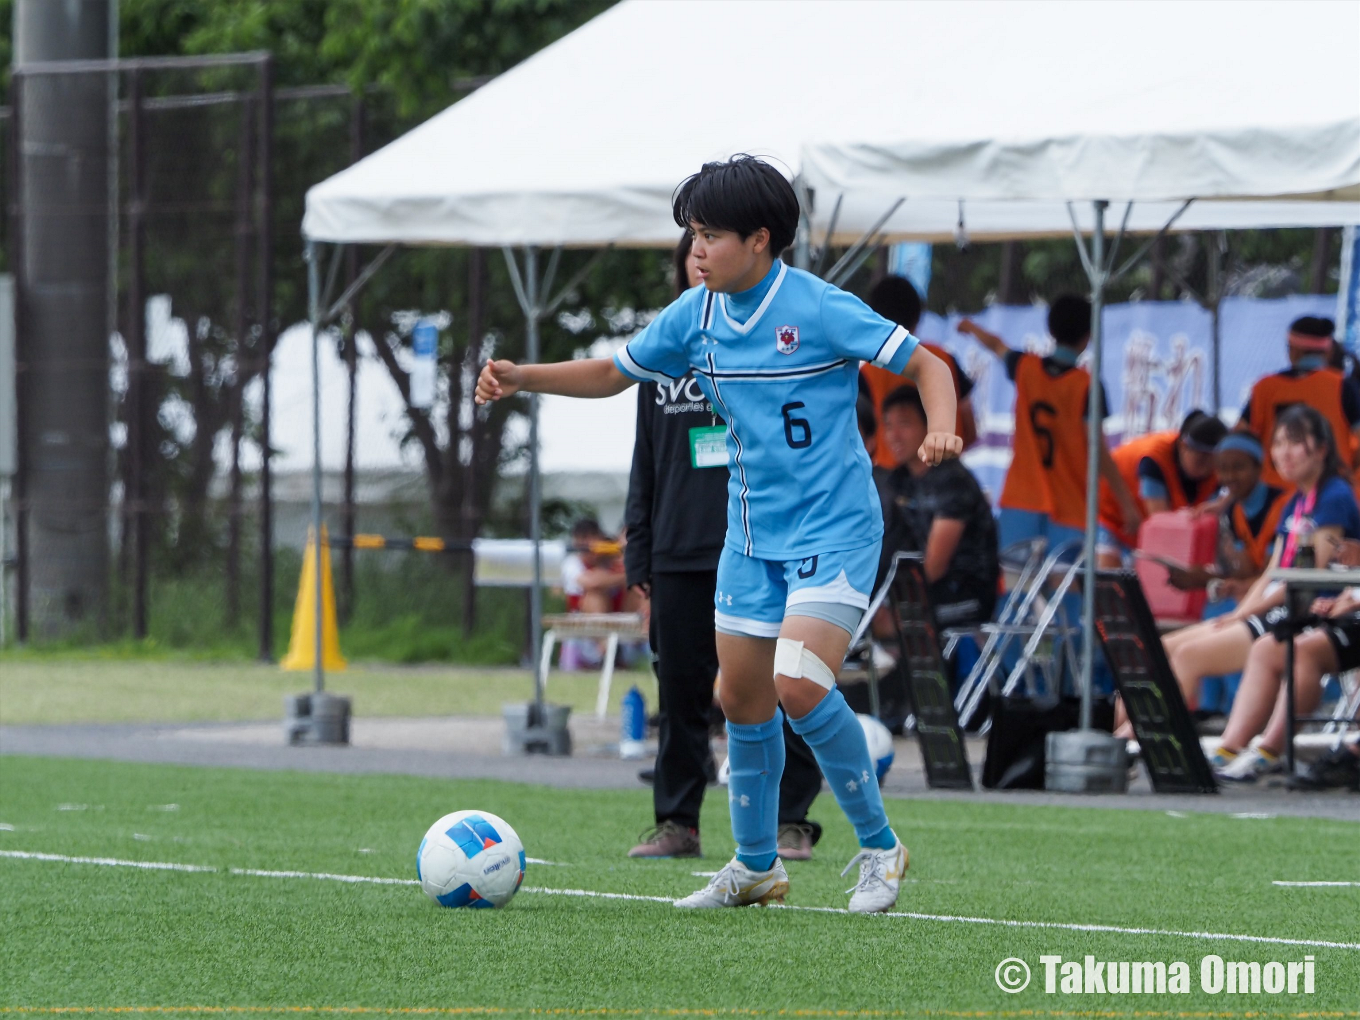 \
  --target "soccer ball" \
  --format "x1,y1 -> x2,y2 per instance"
417,810 -> 526,909
857,714 -> 895,782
